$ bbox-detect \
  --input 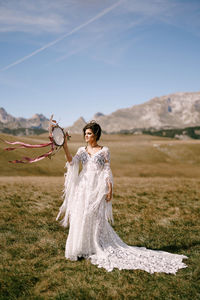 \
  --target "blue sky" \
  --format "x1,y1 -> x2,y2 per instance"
0,0 -> 200,126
